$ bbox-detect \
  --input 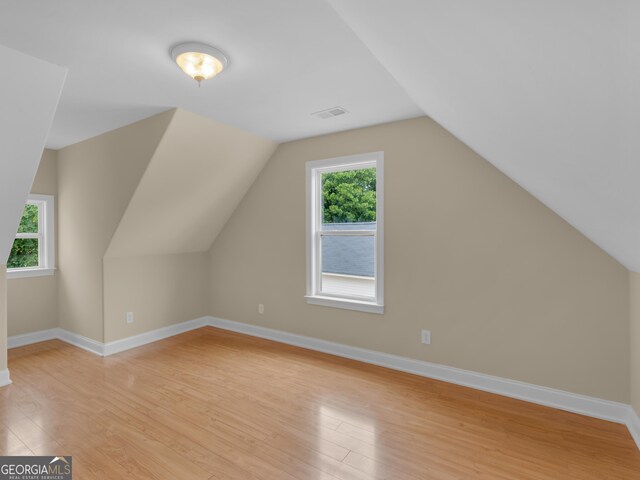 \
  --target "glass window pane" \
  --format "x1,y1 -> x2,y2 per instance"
7,238 -> 39,269
17,204 -> 39,233
321,167 -> 376,227
321,235 -> 375,298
